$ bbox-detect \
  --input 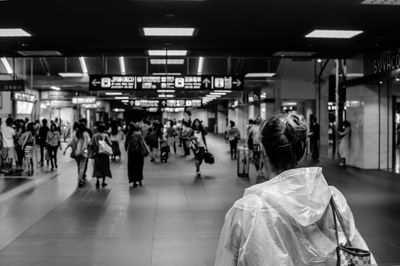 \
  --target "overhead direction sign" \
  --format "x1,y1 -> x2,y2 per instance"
0,80 -> 24,92
89,75 -> 243,91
